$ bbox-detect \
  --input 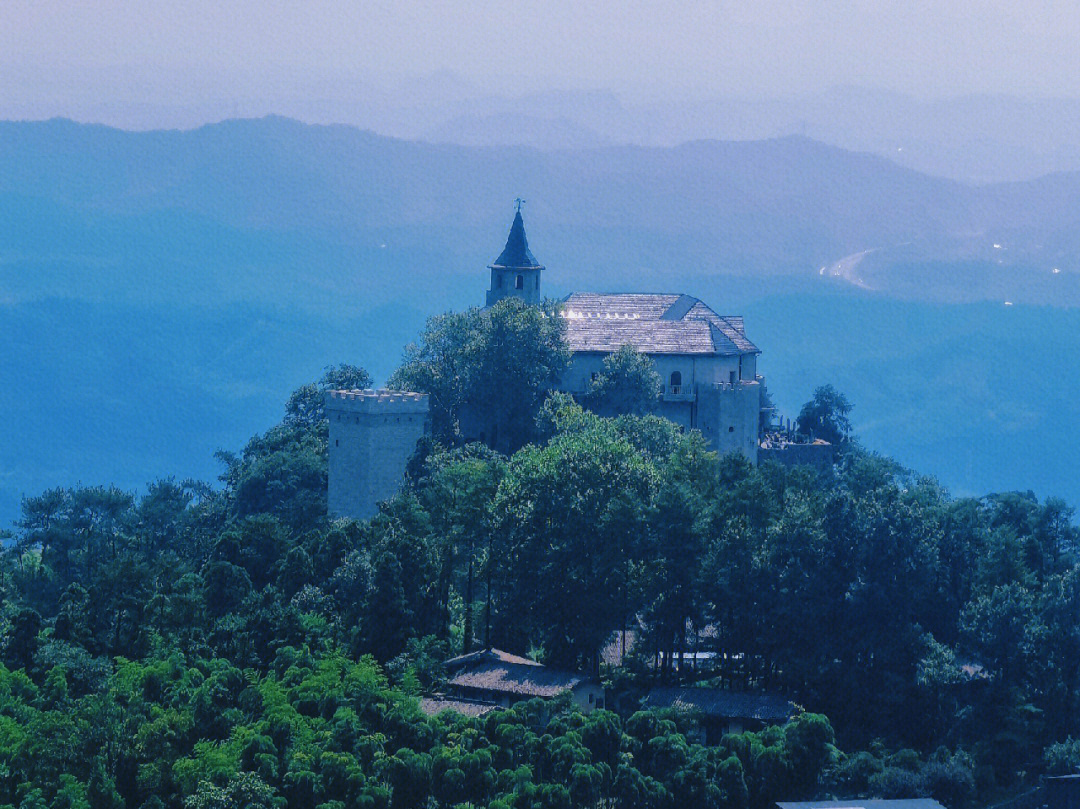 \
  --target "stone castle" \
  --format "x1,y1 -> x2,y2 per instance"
327,209 -> 777,520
